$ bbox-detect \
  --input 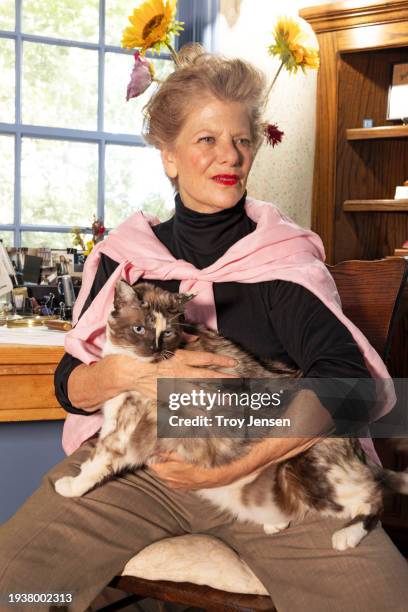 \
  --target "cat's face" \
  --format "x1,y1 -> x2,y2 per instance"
106,281 -> 194,362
